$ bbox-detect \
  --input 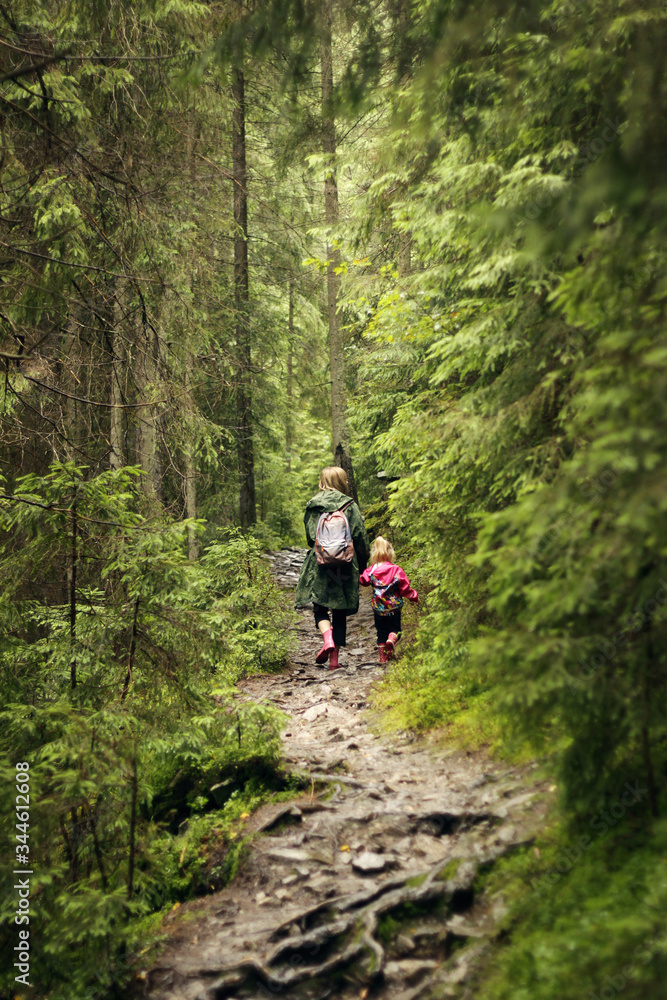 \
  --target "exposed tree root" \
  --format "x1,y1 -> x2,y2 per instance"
195,857 -> 478,999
